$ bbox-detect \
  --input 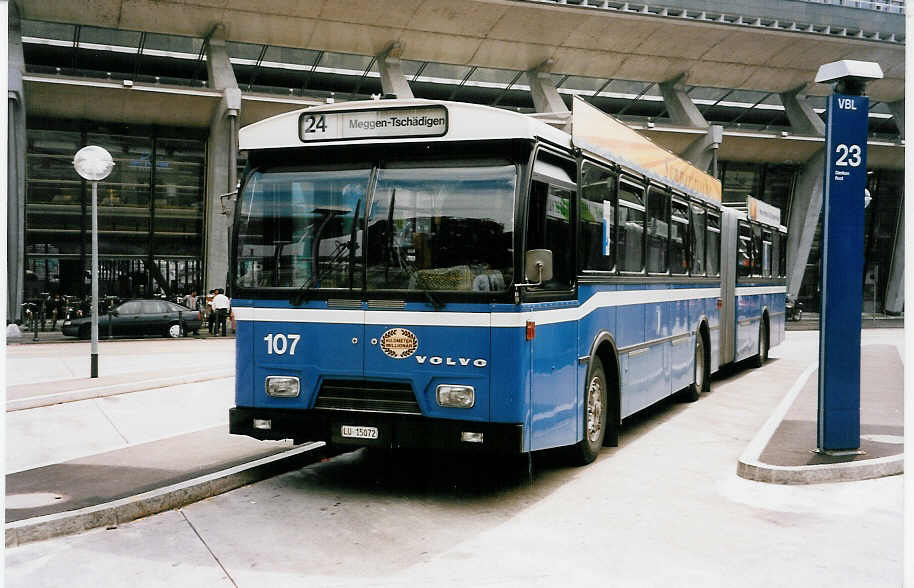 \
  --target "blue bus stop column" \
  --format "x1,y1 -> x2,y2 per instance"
817,92 -> 869,452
